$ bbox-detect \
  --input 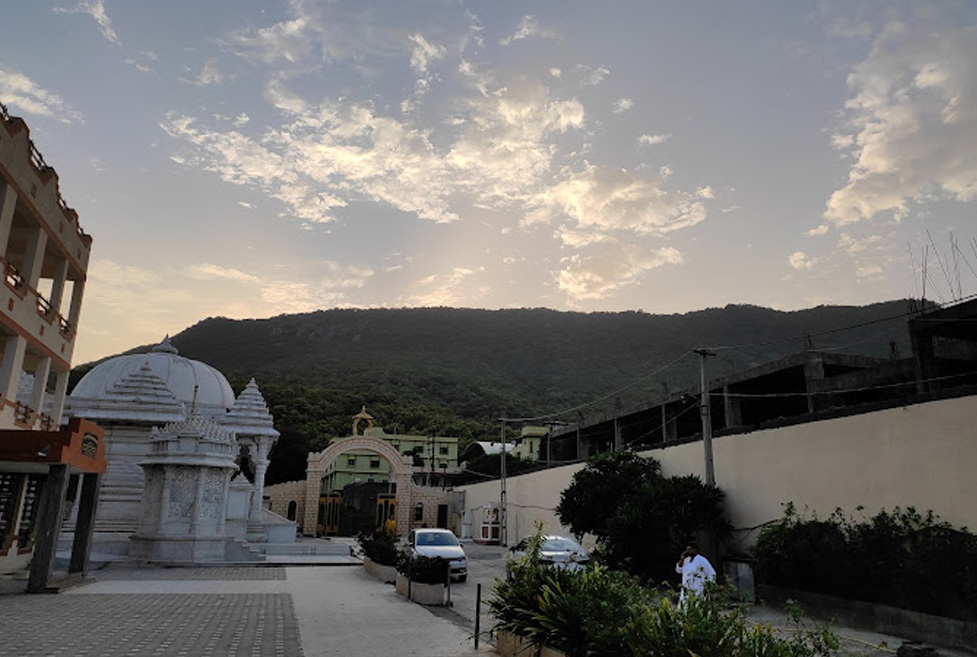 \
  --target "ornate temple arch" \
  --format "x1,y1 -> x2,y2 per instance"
302,436 -> 414,536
